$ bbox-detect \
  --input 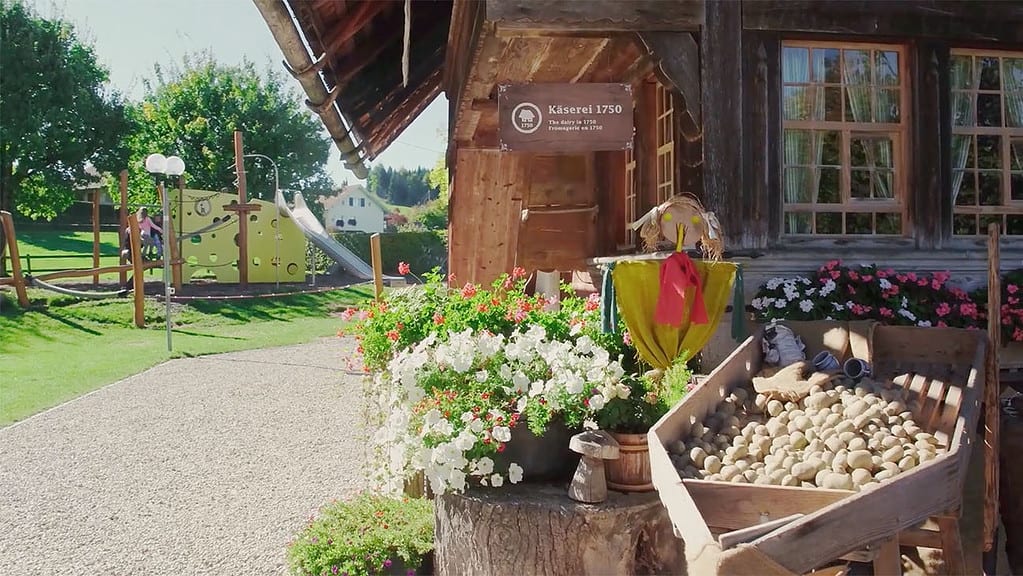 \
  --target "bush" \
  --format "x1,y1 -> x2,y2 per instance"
971,269 -> 1023,343
314,232 -> 447,276
288,493 -> 434,576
